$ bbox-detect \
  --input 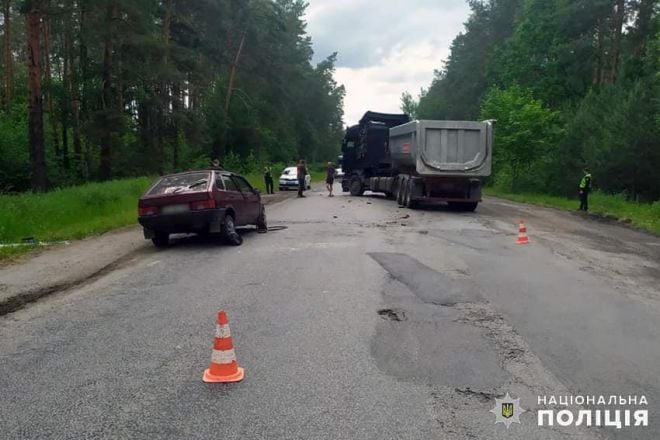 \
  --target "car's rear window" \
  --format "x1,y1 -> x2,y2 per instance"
148,172 -> 210,195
